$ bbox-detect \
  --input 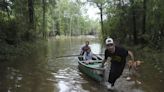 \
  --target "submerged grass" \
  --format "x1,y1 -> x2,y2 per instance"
0,39 -> 47,62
